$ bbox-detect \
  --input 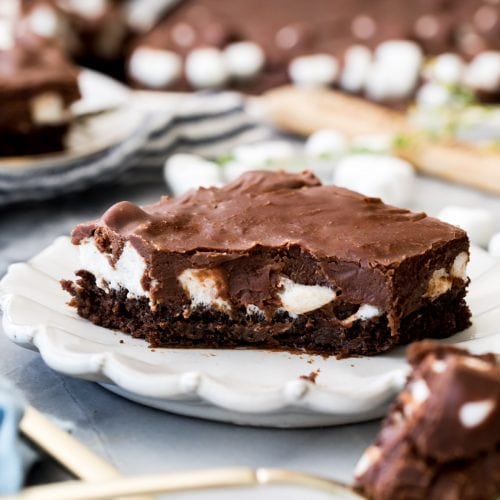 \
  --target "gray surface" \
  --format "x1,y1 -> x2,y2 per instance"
1,168 -> 500,499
